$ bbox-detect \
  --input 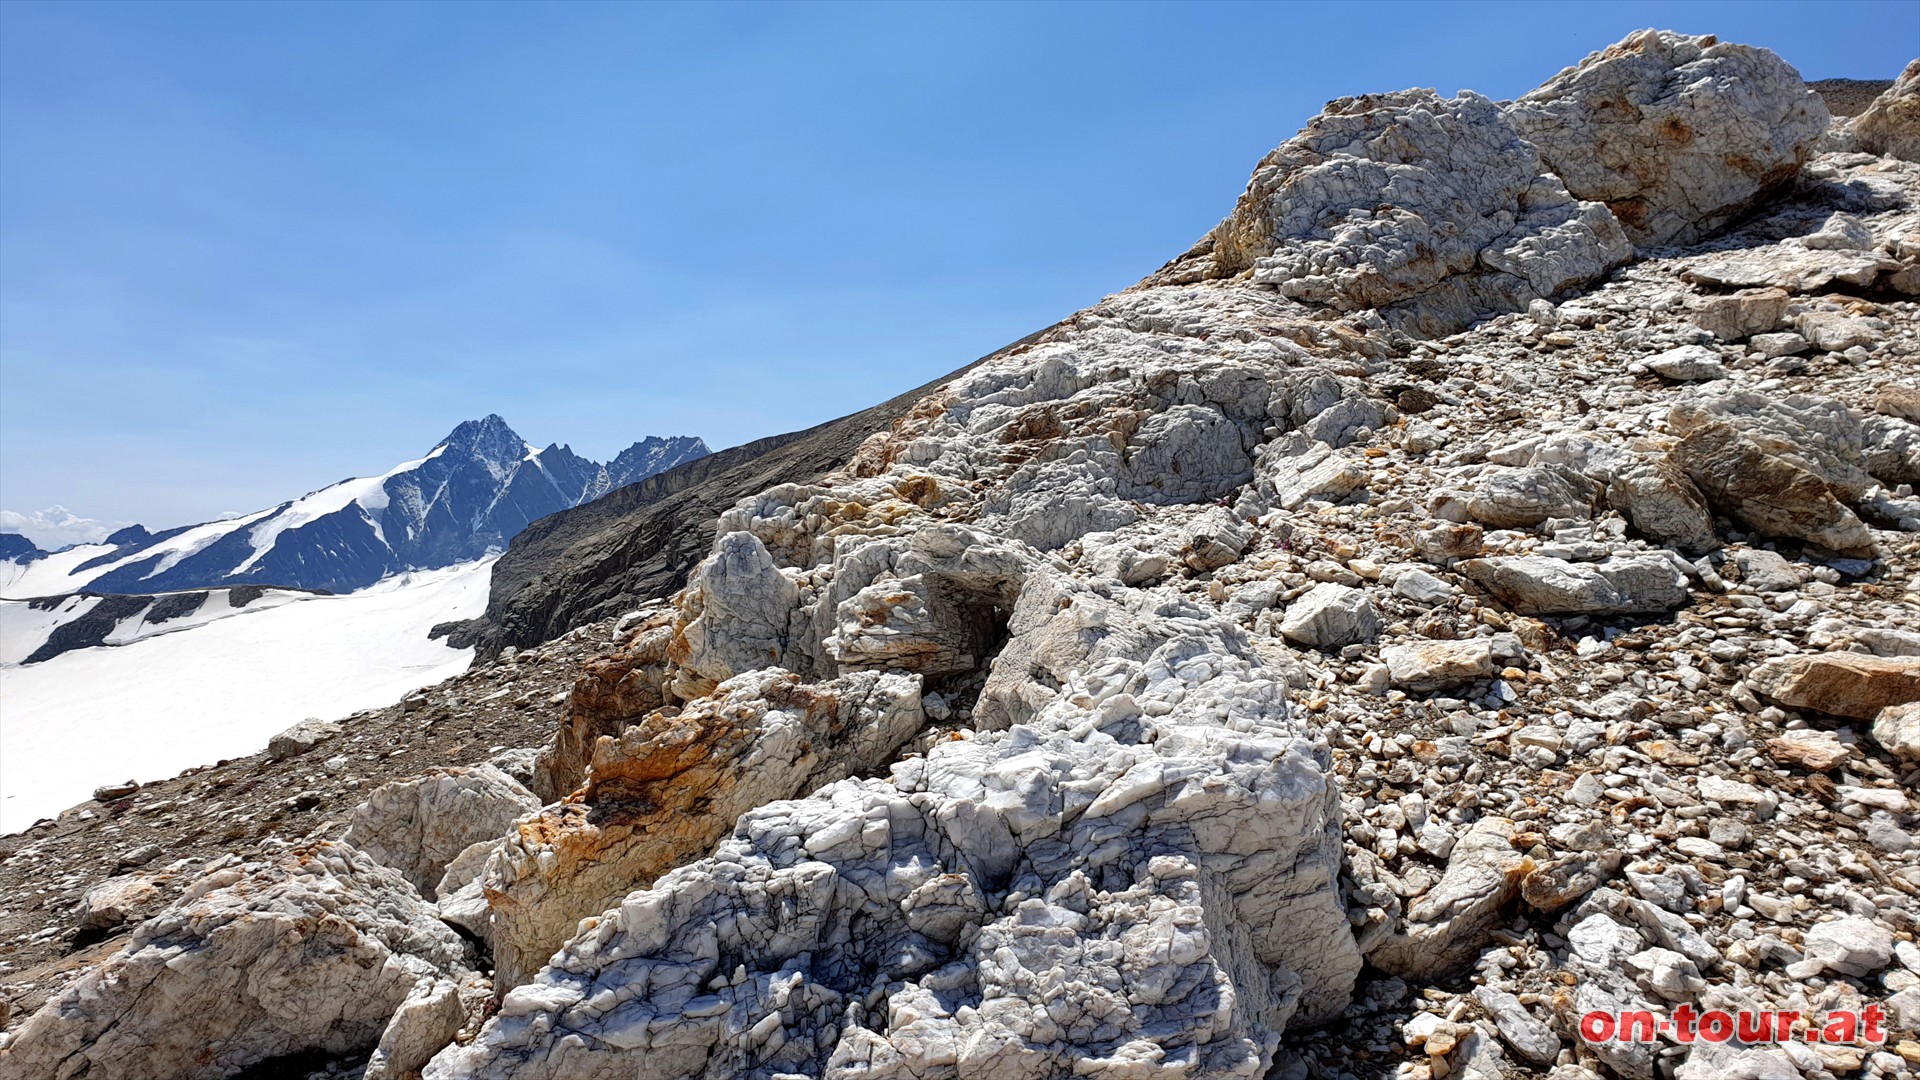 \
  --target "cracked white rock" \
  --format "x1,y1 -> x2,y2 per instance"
1152,87 -> 1630,336
341,764 -> 540,896
431,571 -> 1357,1078
1854,60 -> 1920,162
1277,582 -> 1380,650
1507,29 -> 1827,247
2,842 -> 472,1079
1461,554 -> 1689,615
